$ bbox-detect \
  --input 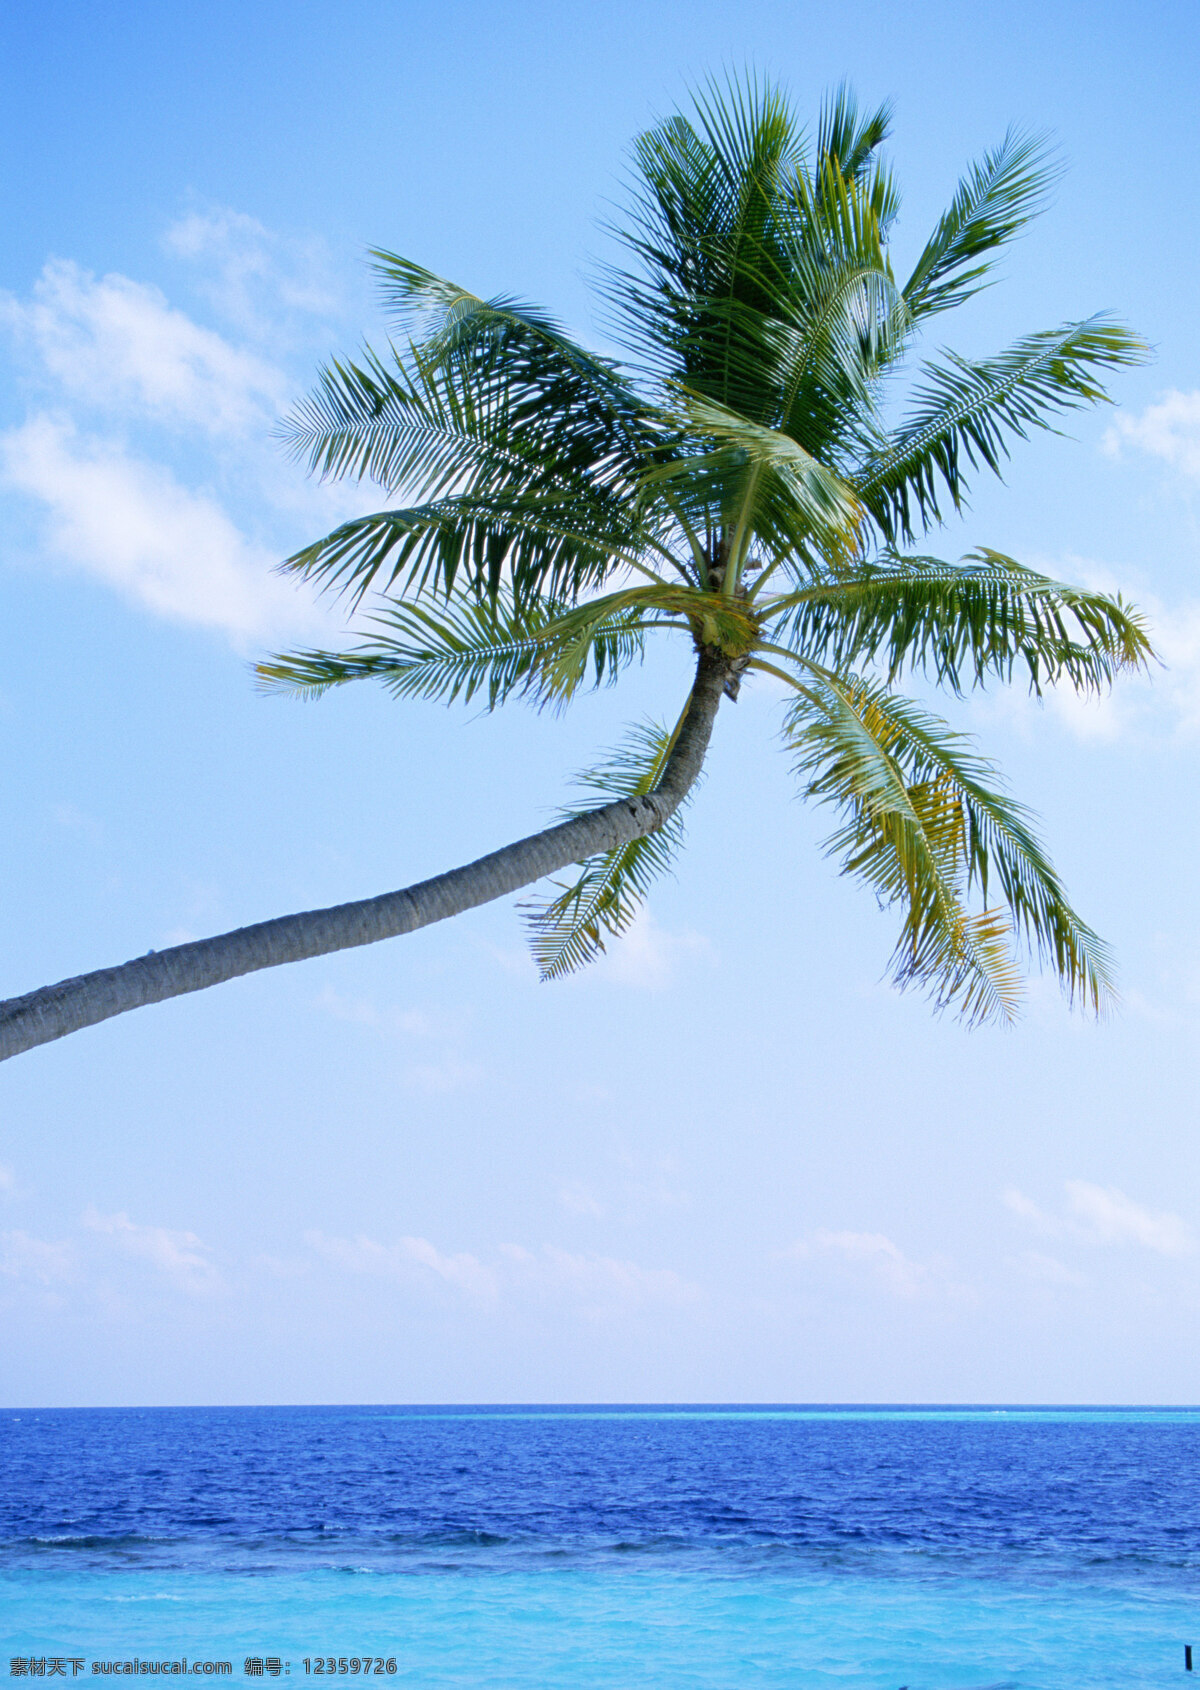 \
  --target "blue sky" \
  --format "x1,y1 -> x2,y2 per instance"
2,0 -> 1200,1406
